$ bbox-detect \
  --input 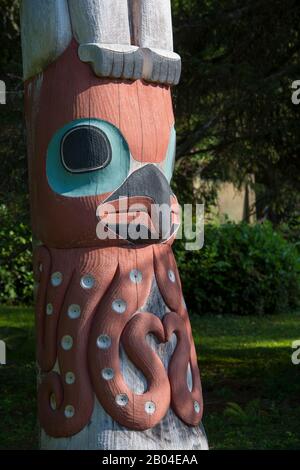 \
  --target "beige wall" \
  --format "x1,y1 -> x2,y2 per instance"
215,182 -> 256,223
194,177 -> 256,223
